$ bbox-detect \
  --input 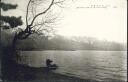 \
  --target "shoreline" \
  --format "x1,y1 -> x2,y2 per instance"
2,65 -> 126,82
